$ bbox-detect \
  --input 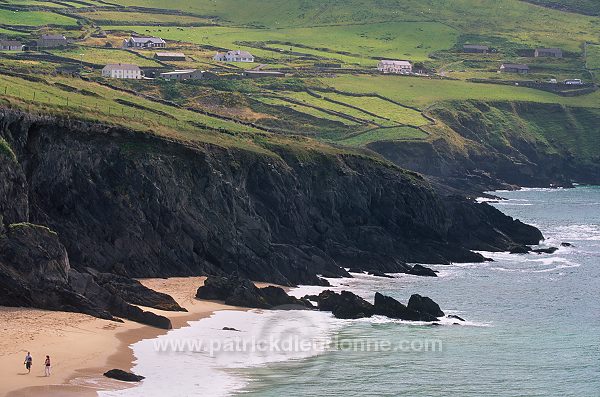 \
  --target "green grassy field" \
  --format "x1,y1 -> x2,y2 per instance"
106,21 -> 457,65
328,75 -> 600,109
523,0 -> 599,15
337,126 -> 428,146
0,9 -> 78,26
50,47 -> 162,67
253,96 -> 358,126
79,10 -> 212,25
587,45 -> 600,70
